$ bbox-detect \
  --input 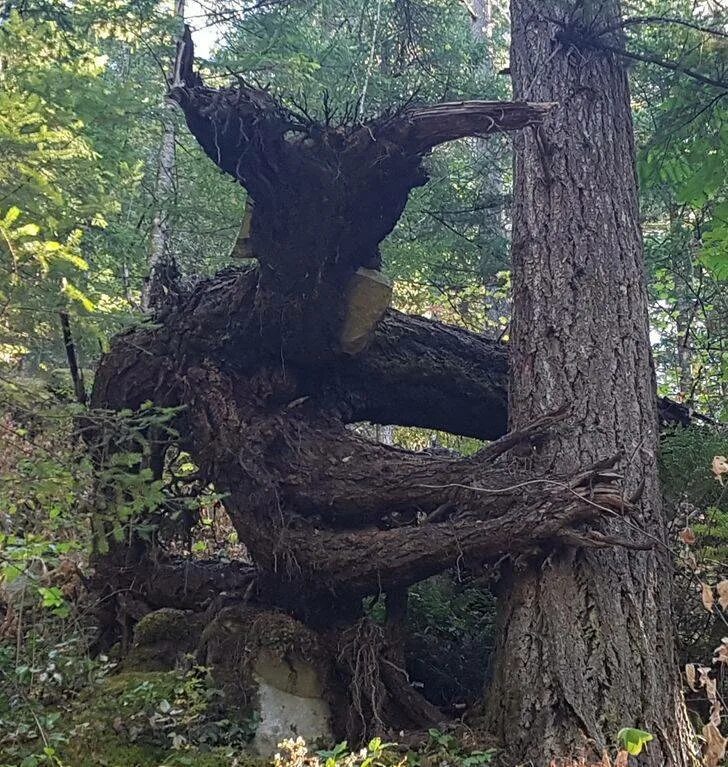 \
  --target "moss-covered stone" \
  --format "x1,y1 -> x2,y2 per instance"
199,606 -> 334,755
127,608 -> 205,671
199,606 -> 329,708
